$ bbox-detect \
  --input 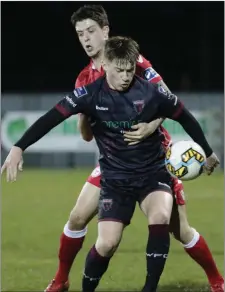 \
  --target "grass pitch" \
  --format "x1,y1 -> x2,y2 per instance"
2,169 -> 224,291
